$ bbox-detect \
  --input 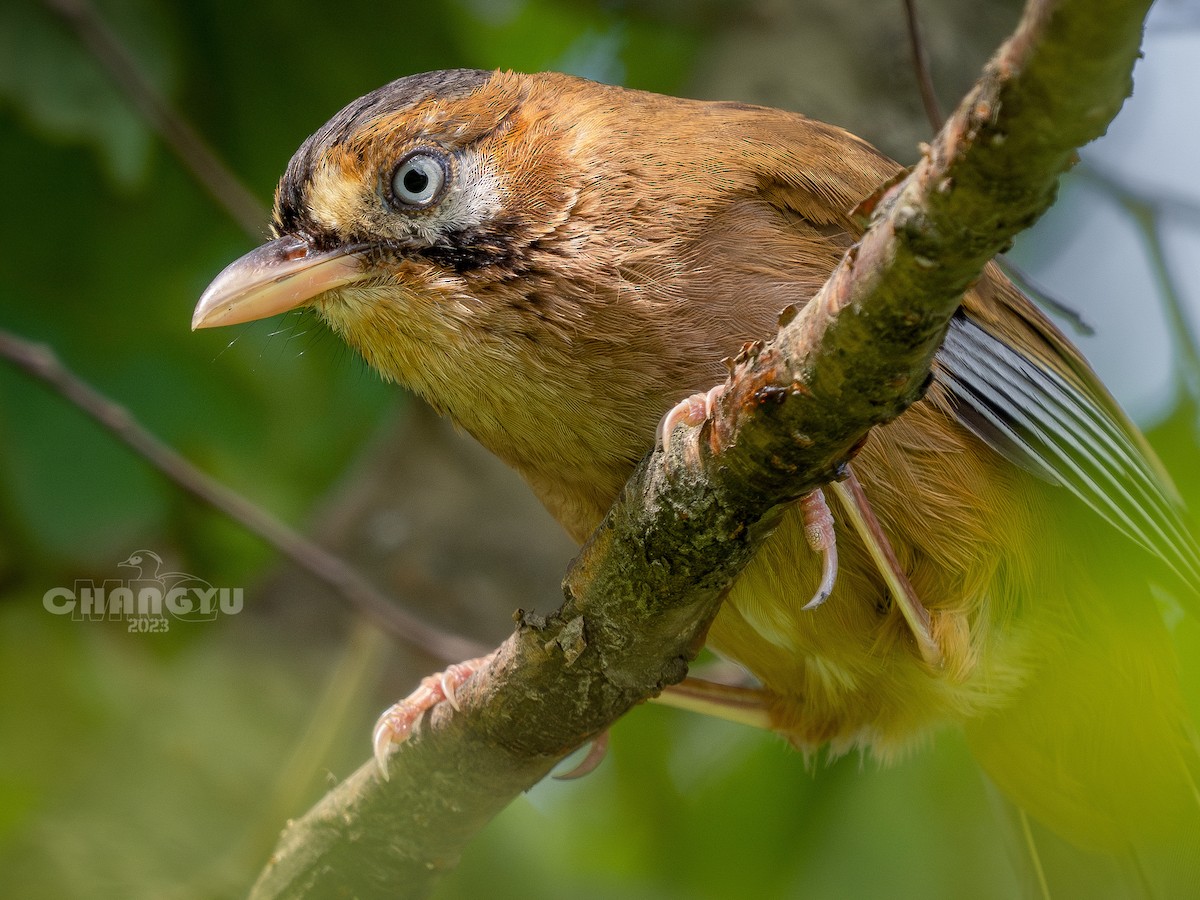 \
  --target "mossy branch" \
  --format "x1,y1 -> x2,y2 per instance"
249,1 -> 1153,896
